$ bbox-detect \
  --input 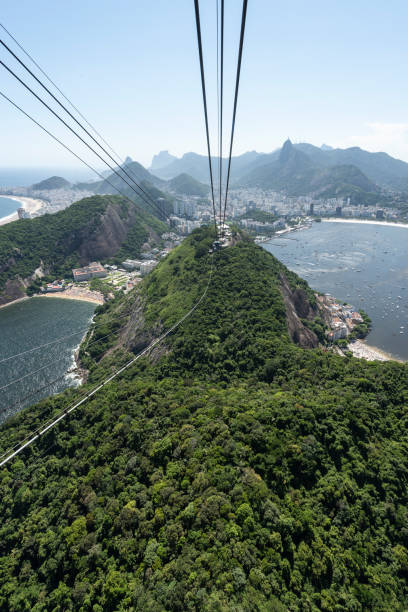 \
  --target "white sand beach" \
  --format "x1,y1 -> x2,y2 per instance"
322,218 -> 408,229
347,339 -> 403,362
38,287 -> 104,305
0,196 -> 45,226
